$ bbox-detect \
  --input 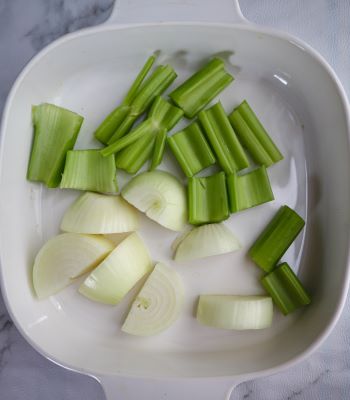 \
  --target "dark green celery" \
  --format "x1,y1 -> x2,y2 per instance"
27,103 -> 83,188
198,102 -> 249,174
169,58 -> 233,118
95,58 -> 177,145
229,100 -> 283,166
60,150 -> 118,193
248,205 -> 305,272
115,133 -> 155,174
261,262 -> 311,315
227,166 -> 274,213
188,171 -> 229,225
101,97 -> 183,172
167,122 -> 215,177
